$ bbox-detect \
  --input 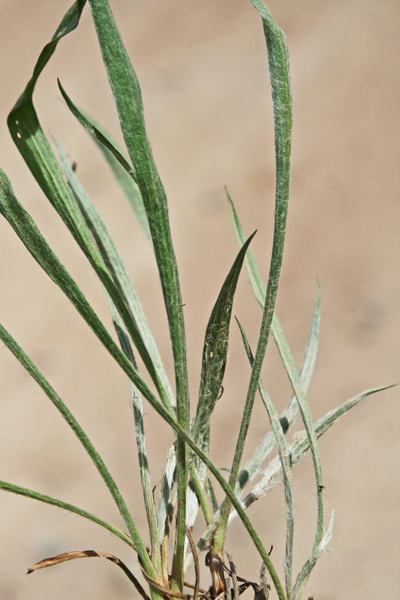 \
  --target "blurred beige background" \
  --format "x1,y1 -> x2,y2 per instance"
0,1 -> 399,599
